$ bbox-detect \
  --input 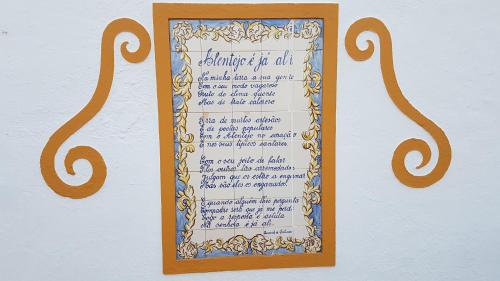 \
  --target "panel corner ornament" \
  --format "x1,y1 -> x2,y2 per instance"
345,17 -> 452,188
39,18 -> 151,199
